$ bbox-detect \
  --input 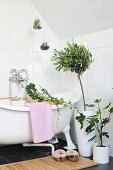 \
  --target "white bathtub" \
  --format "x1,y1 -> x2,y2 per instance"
0,92 -> 81,149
